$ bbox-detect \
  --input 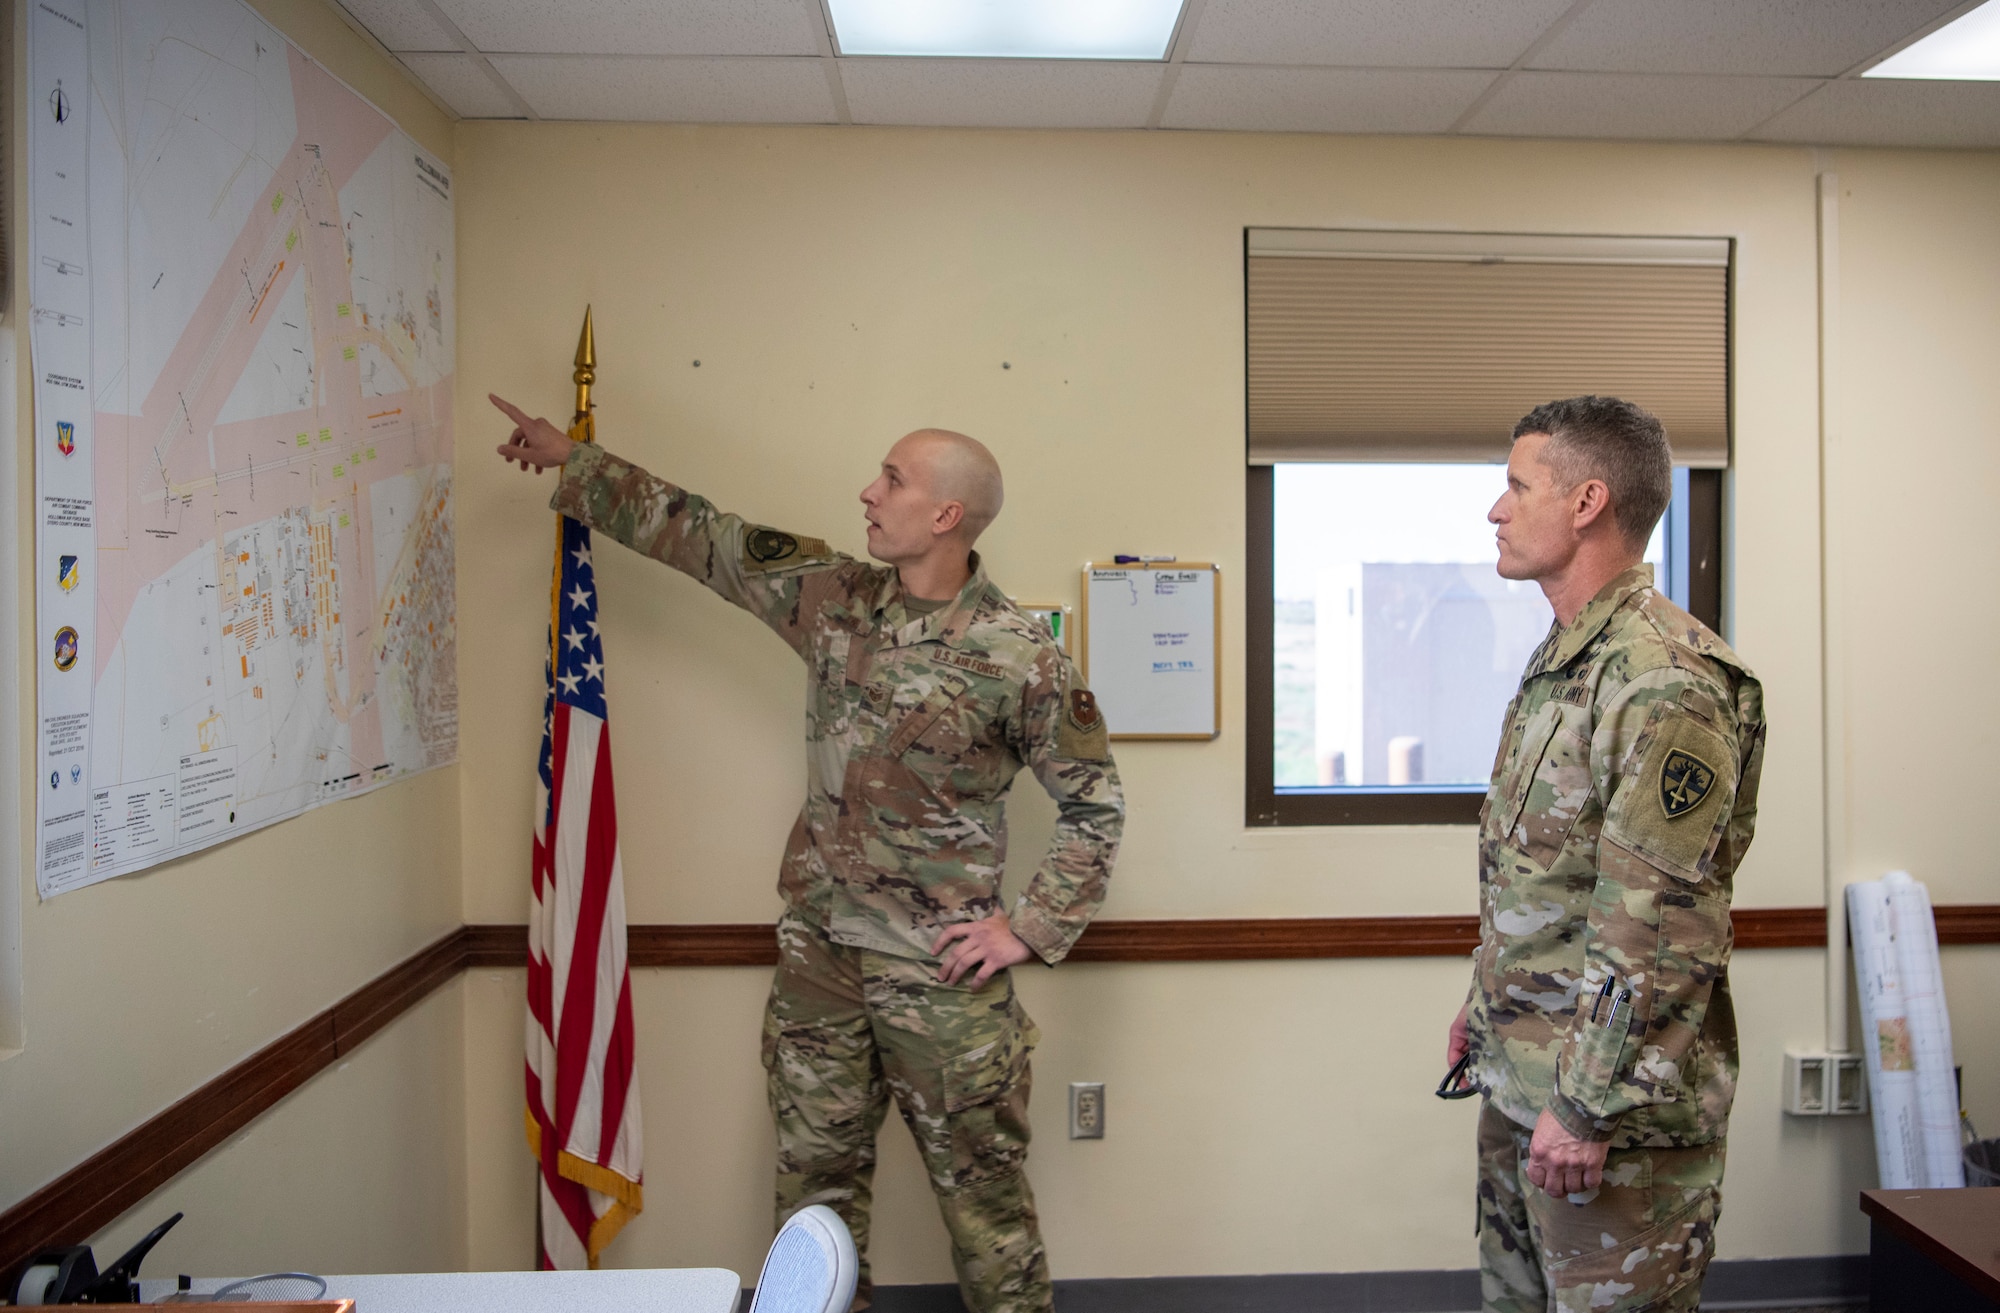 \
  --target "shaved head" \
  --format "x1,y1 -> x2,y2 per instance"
902,428 -> 1005,543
